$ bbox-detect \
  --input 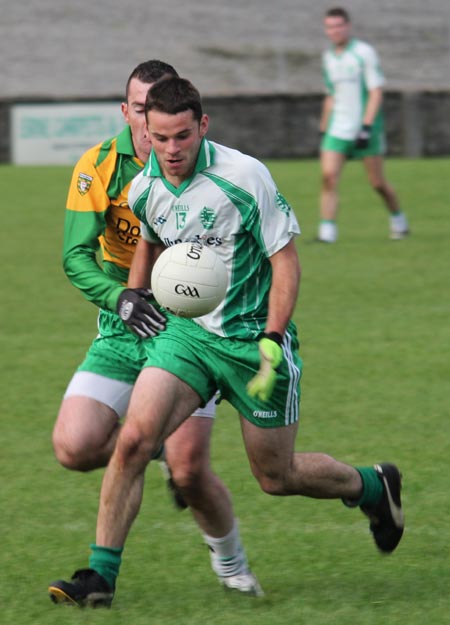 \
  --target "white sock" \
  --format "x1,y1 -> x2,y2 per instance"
390,212 -> 408,231
203,521 -> 247,577
318,220 -> 338,242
